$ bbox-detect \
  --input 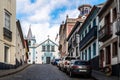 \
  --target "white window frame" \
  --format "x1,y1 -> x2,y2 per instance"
4,10 -> 11,30
4,44 -> 10,63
